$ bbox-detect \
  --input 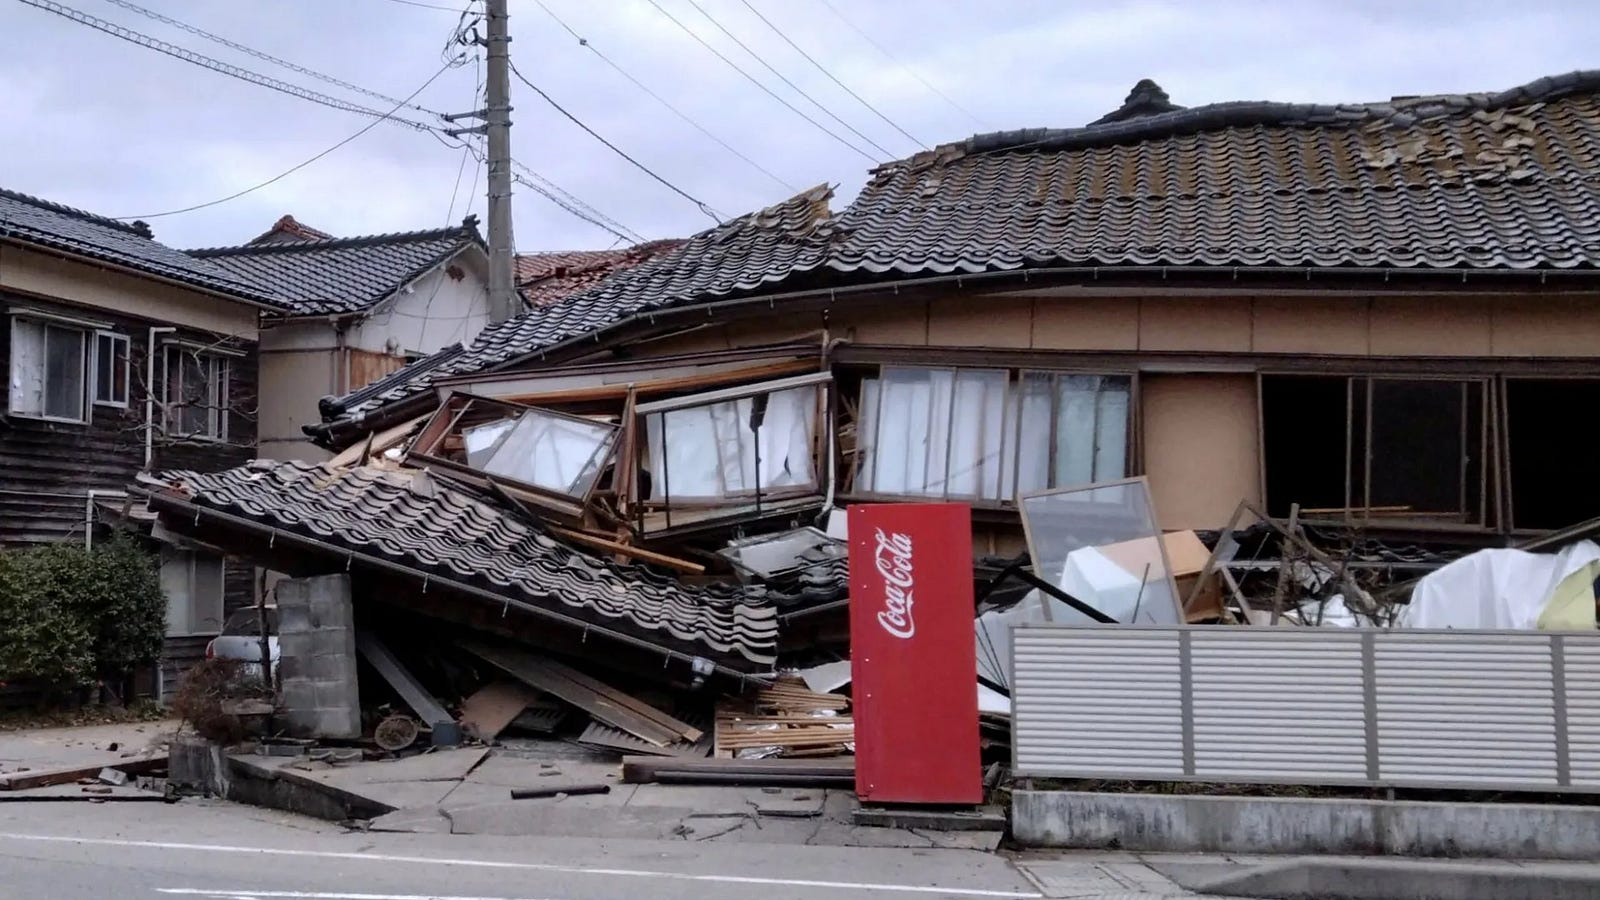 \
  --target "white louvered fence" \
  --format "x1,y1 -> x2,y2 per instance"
1011,625 -> 1600,791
